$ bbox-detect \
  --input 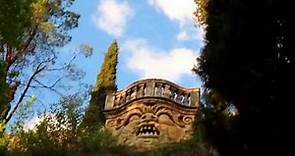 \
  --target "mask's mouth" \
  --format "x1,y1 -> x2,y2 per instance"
136,124 -> 159,137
